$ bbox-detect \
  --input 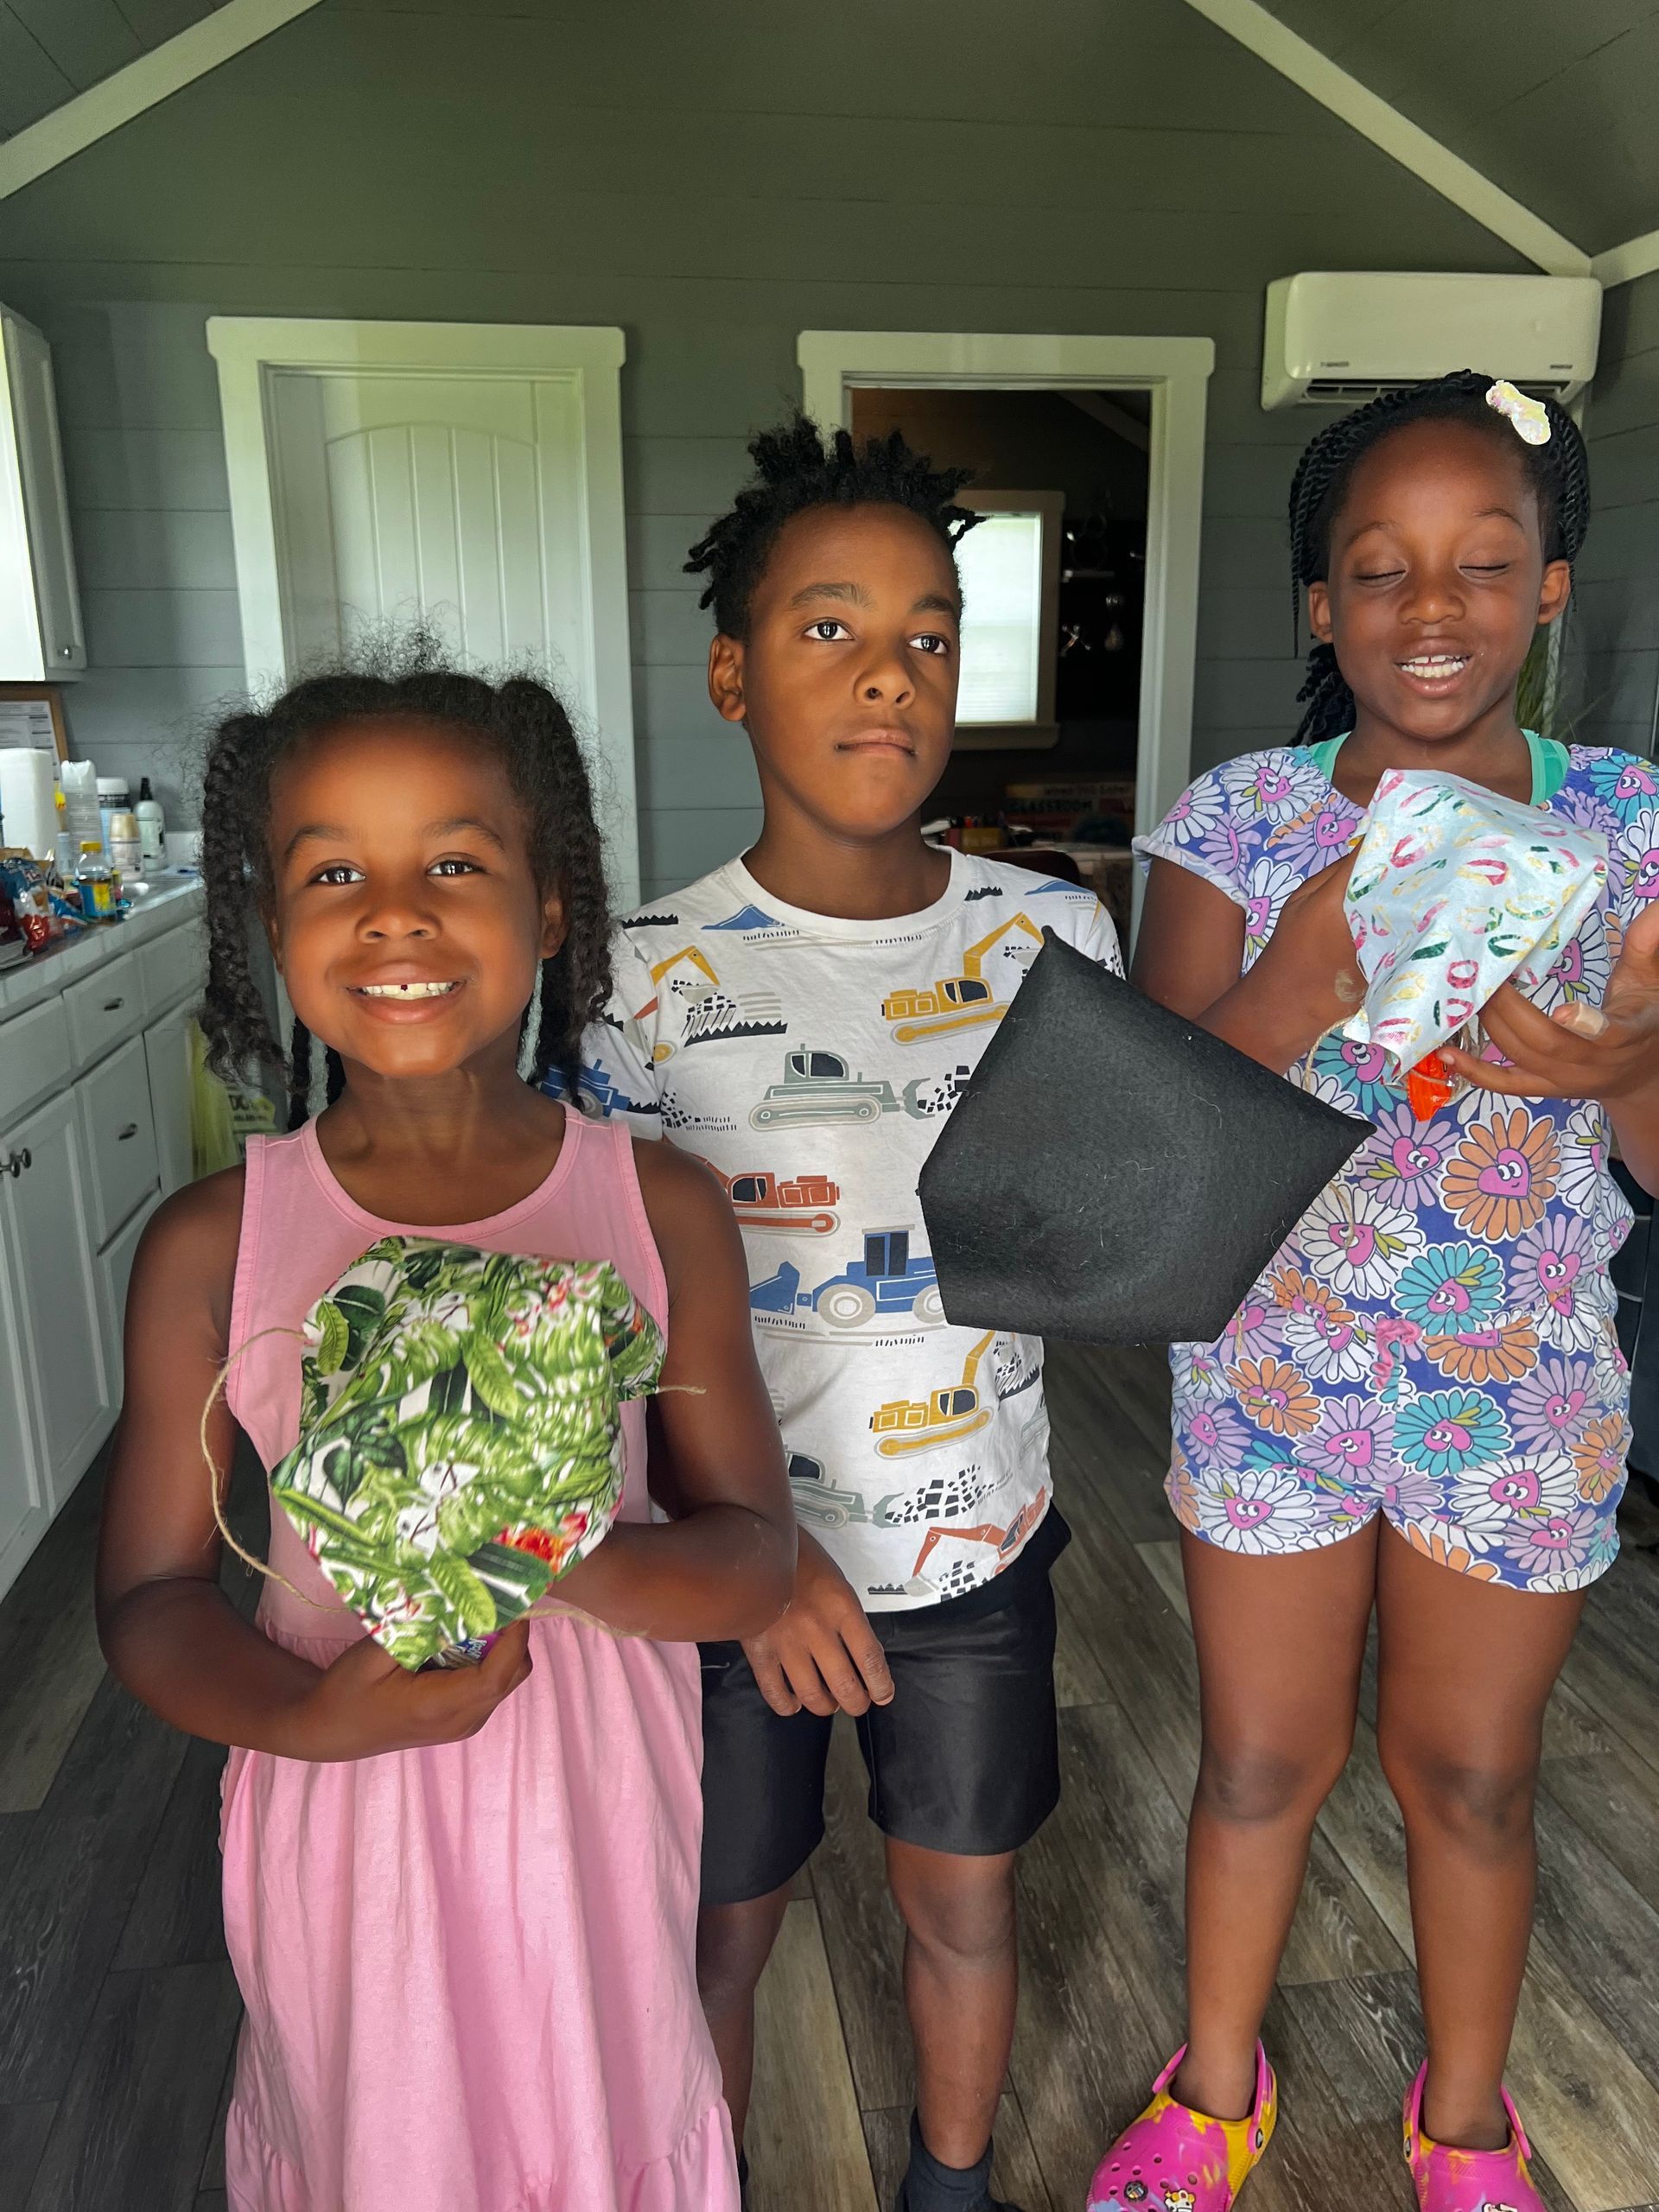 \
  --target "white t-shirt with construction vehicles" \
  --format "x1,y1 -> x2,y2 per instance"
558,850 -> 1122,1611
